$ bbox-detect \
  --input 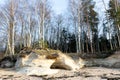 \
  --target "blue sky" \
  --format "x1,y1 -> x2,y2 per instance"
0,0 -> 68,14
51,0 -> 68,14
50,0 -> 110,35
0,0 -> 5,4
0,0 -> 109,15
51,0 -> 109,15
94,0 -> 110,35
